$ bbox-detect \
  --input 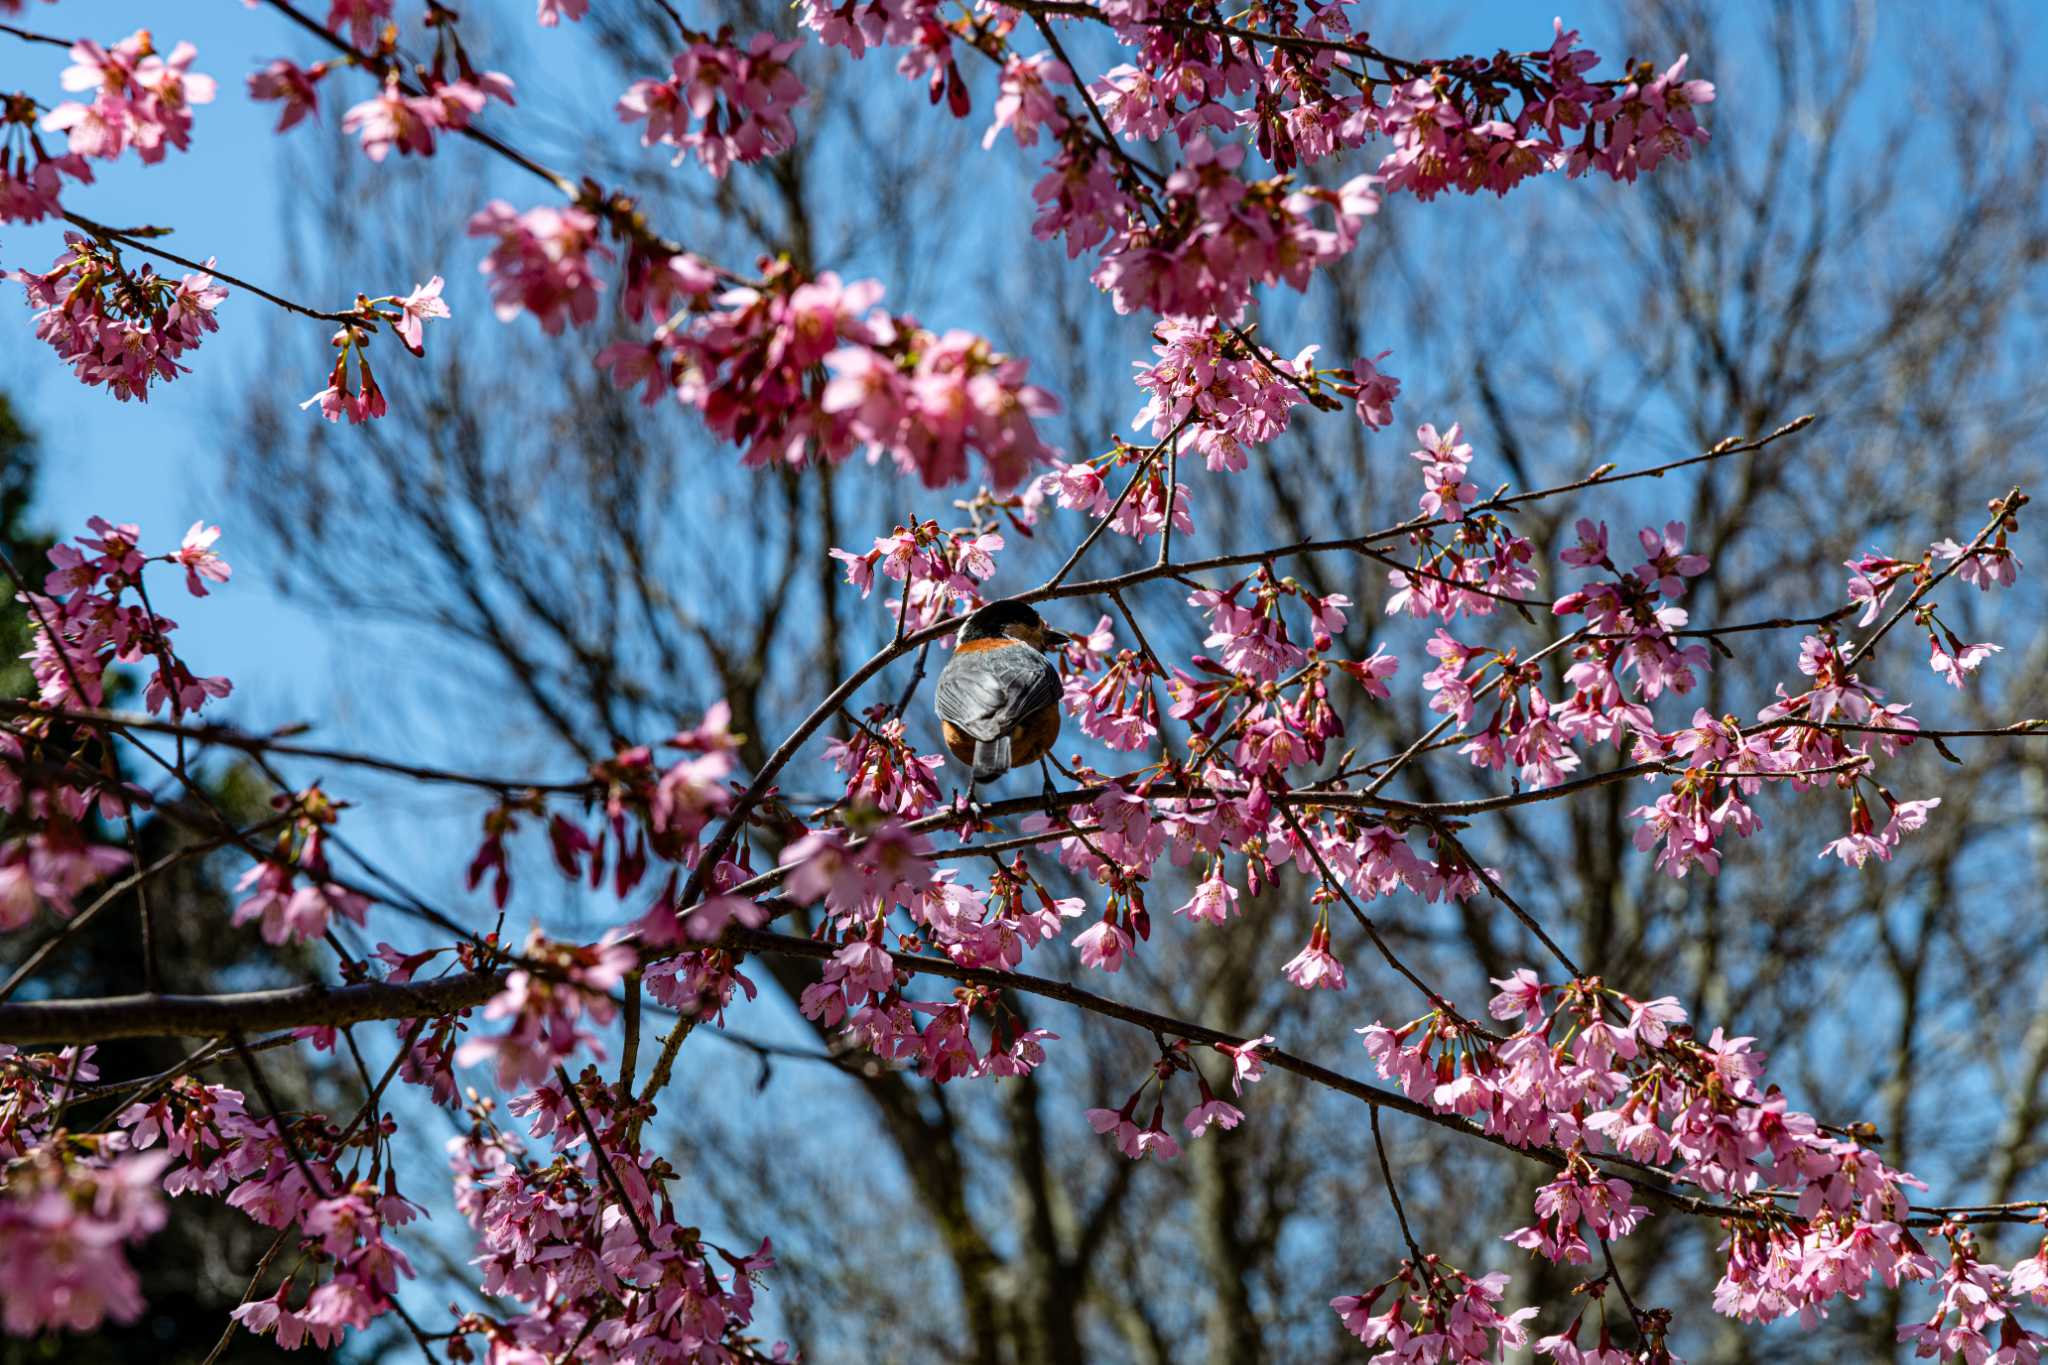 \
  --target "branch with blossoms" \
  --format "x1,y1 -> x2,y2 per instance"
3,416 -> 2040,1358
6,0 -> 2048,1360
